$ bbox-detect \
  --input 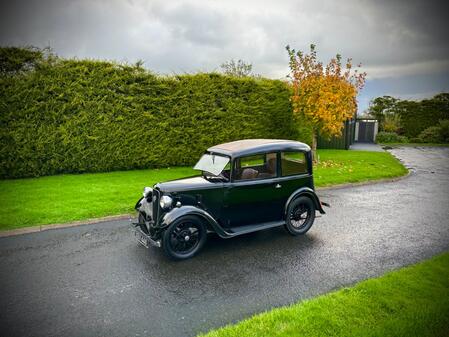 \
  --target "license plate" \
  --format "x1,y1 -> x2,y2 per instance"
135,231 -> 149,248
